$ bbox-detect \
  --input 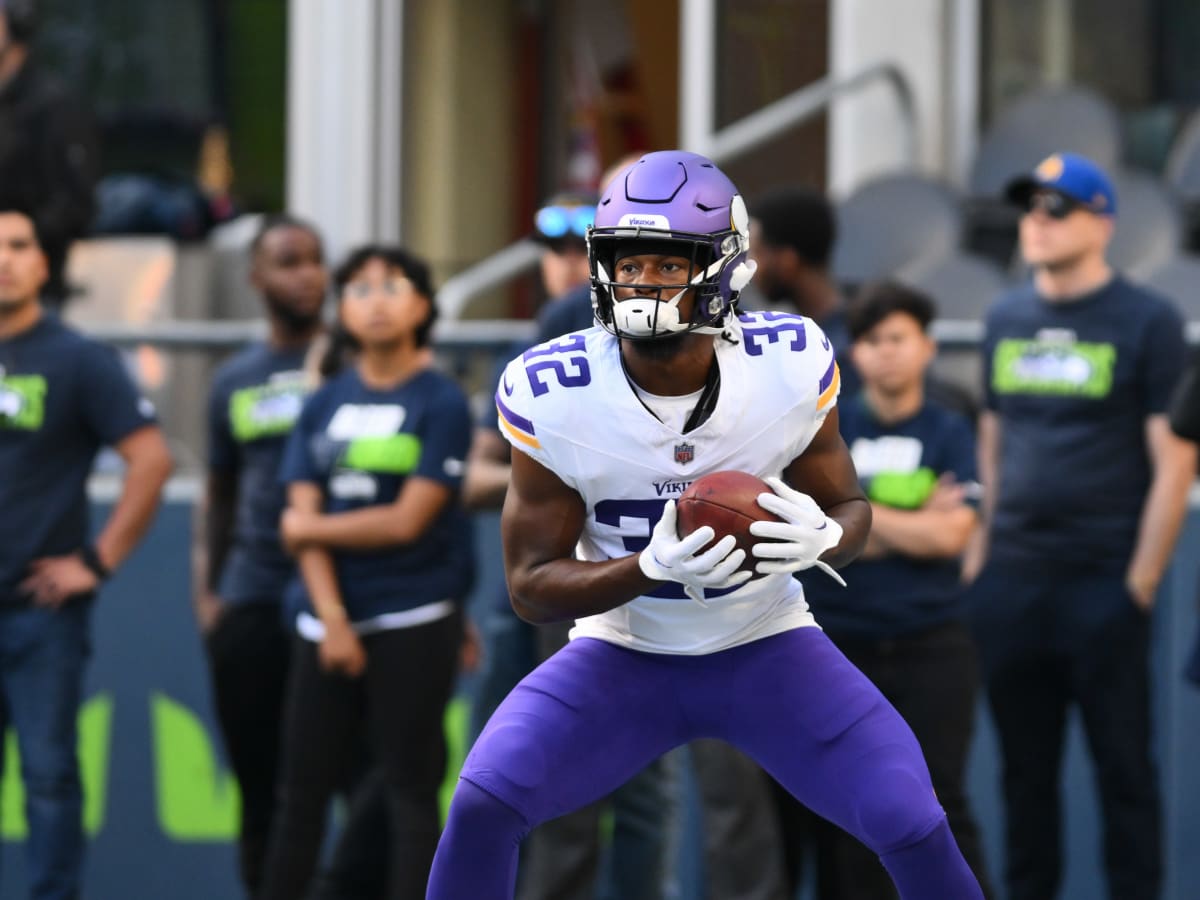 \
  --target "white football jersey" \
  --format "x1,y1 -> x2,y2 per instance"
496,311 -> 841,655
